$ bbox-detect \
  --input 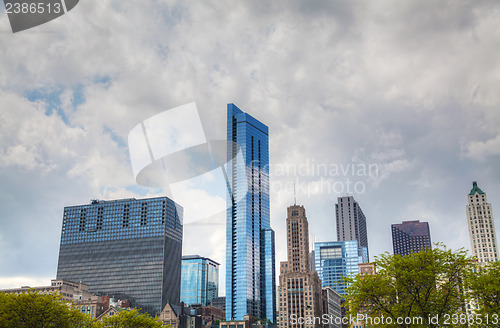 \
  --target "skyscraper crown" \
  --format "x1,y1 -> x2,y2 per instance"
469,181 -> 485,195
